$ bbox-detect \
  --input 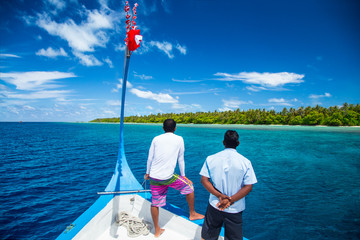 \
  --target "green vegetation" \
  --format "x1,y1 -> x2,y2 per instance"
90,103 -> 360,126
